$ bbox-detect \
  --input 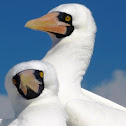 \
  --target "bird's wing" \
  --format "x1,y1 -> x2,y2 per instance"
66,99 -> 126,126
81,88 -> 126,112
